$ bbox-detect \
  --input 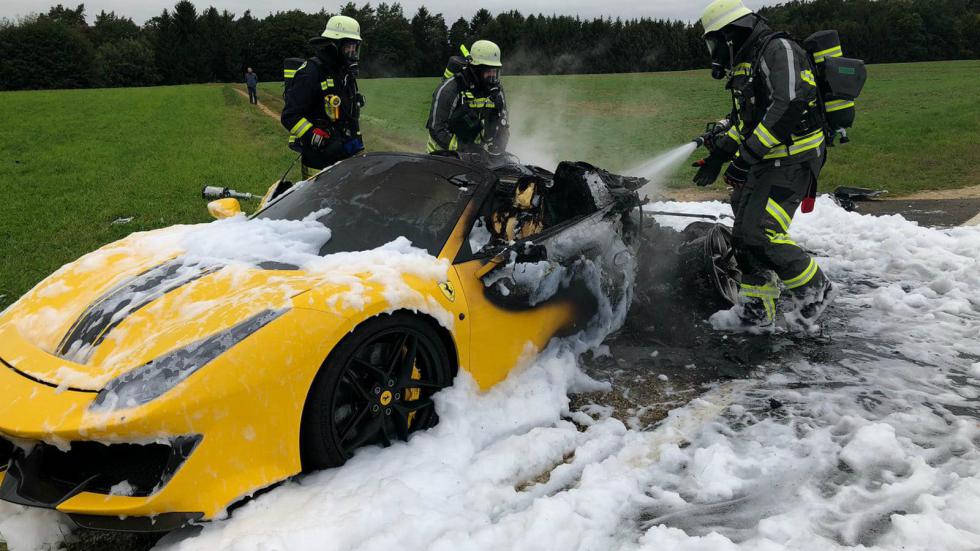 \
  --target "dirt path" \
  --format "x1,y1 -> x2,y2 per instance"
235,86 -> 279,119
234,85 -> 416,154
884,184 -> 980,200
